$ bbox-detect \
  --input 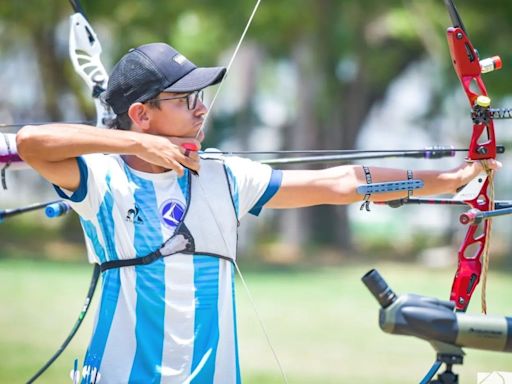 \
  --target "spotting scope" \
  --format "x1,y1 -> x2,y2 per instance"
362,269 -> 512,383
